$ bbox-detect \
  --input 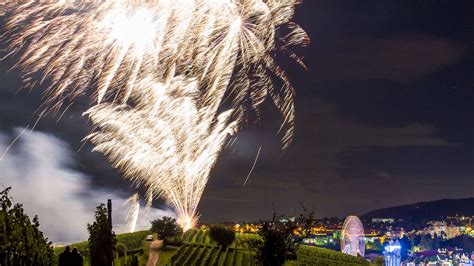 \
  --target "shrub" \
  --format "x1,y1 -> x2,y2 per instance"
183,229 -> 197,243
166,235 -> 183,246
150,216 -> 182,246
296,245 -> 370,265
209,246 -> 223,265
116,230 -> 149,250
249,218 -> 296,266
256,228 -> 287,266
209,225 -> 235,249
169,245 -> 187,263
201,248 -> 214,265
